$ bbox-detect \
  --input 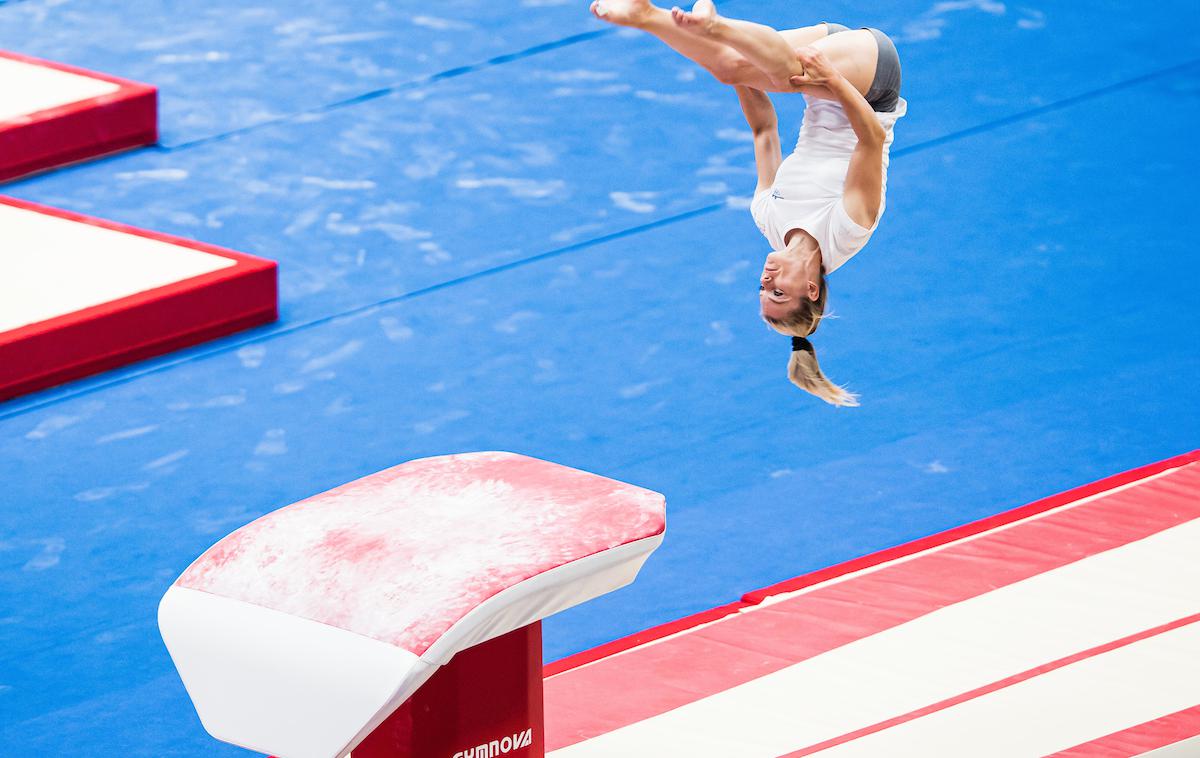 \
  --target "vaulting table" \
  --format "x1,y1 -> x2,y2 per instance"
159,452 -> 666,758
